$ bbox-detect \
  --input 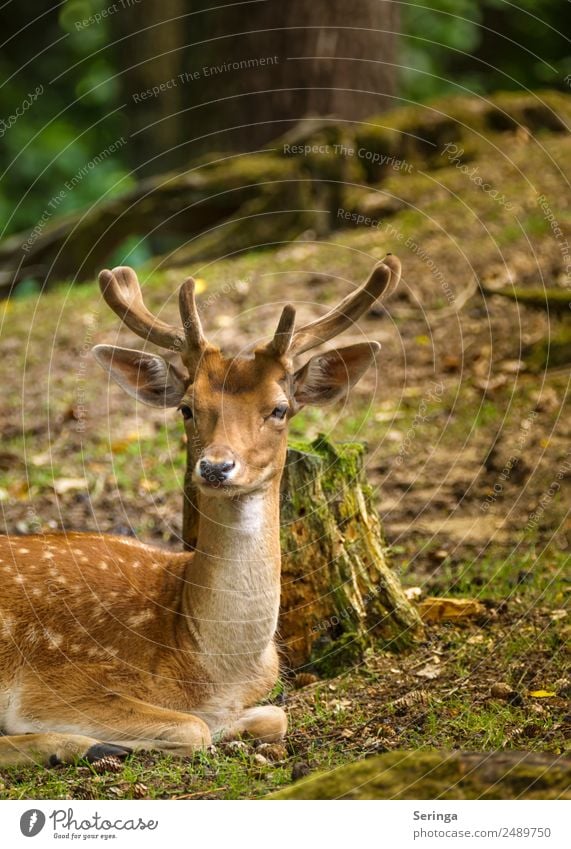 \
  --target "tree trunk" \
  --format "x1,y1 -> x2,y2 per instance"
270,749 -> 571,799
184,436 -> 424,672
112,0 -> 187,176
112,0 -> 399,168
